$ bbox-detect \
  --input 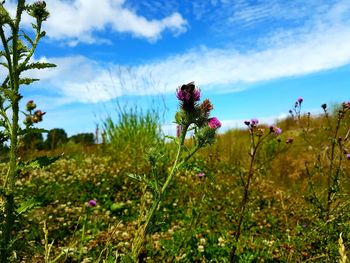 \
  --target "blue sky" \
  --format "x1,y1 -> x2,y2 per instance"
2,0 -> 350,136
